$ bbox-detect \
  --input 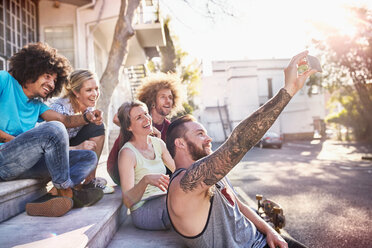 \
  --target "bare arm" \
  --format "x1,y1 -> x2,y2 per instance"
160,139 -> 176,172
179,51 -> 317,193
0,130 -> 14,143
118,148 -> 170,208
236,196 -> 288,248
119,148 -> 148,208
41,109 -> 103,128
